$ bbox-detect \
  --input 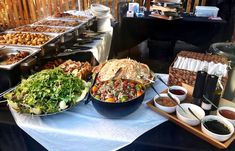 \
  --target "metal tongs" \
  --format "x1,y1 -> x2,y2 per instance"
138,75 -> 155,83
0,85 -> 18,103
0,46 -> 7,62
84,73 -> 99,105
